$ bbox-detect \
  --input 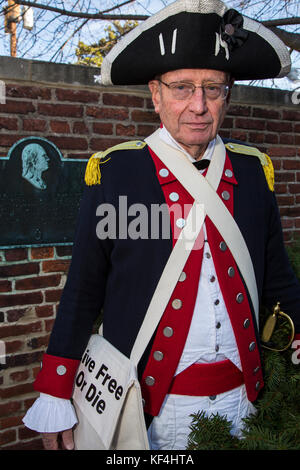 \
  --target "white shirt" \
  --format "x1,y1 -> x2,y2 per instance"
23,129 -> 254,447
